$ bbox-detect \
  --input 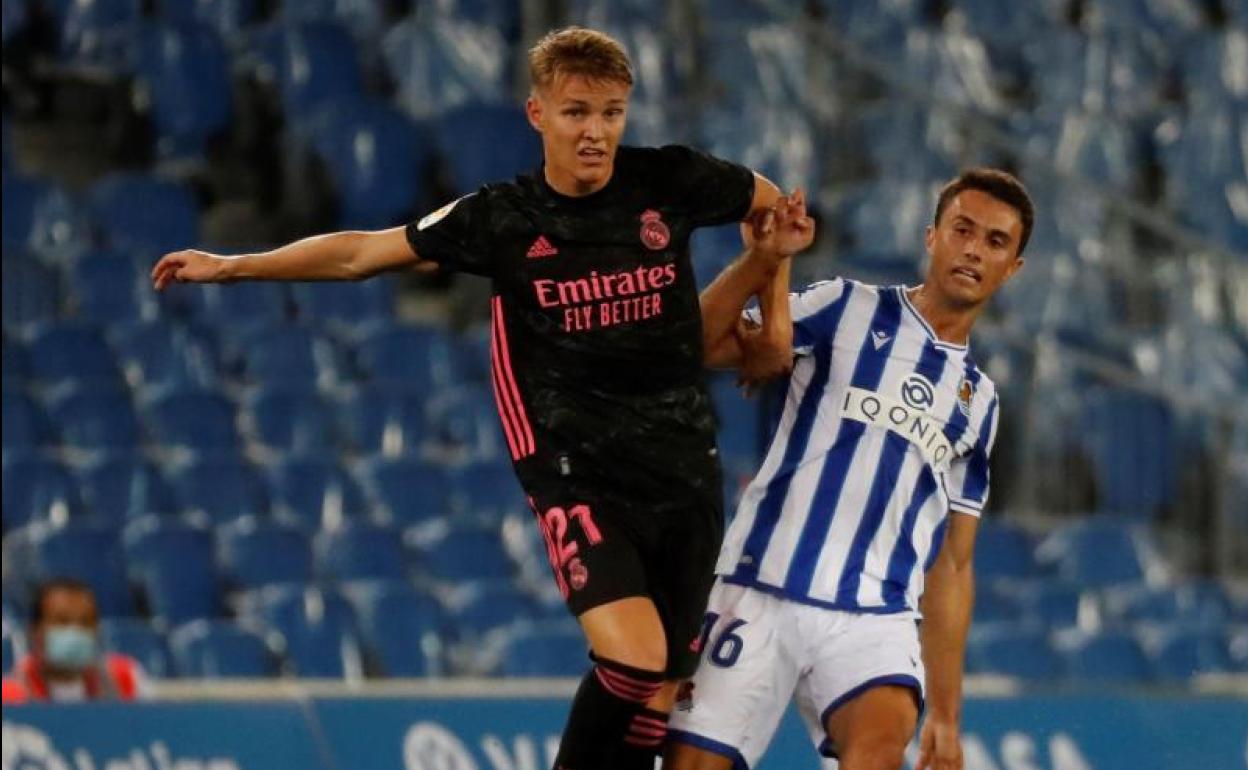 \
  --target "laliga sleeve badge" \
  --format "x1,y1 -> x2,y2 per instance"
417,196 -> 464,231
639,209 -> 670,250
